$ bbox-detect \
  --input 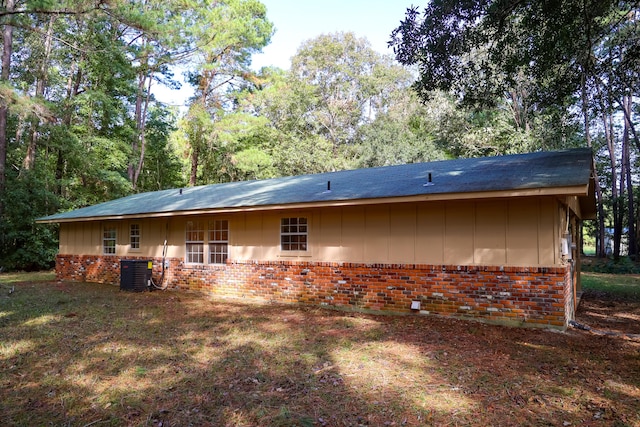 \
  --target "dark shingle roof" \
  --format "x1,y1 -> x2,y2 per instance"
37,148 -> 594,222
